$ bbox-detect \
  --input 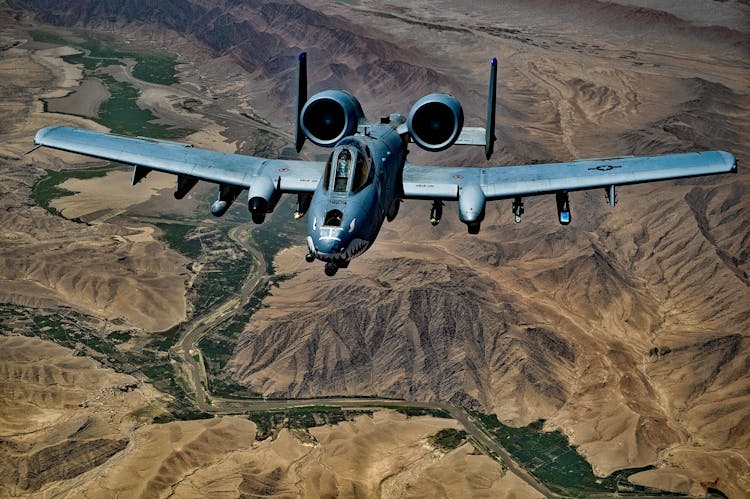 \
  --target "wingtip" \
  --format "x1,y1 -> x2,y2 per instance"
298,51 -> 306,61
491,57 -> 497,66
34,126 -> 57,145
716,151 -> 738,173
